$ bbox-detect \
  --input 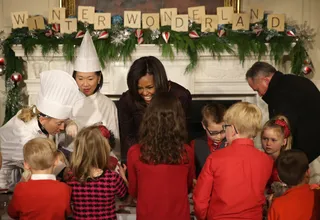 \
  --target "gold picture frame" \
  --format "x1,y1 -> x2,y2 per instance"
61,0 -> 241,18
224,0 -> 241,13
